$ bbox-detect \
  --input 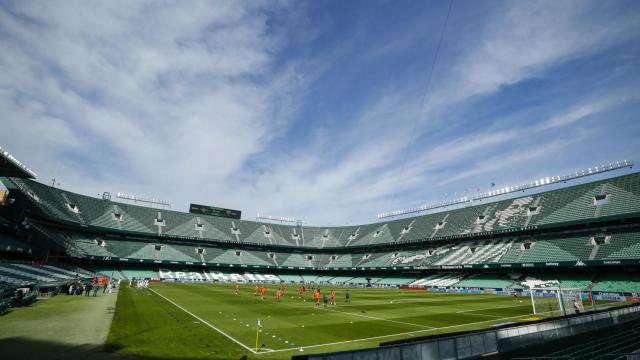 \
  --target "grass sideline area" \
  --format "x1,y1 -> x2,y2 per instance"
105,283 -> 613,359
0,290 -> 120,360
